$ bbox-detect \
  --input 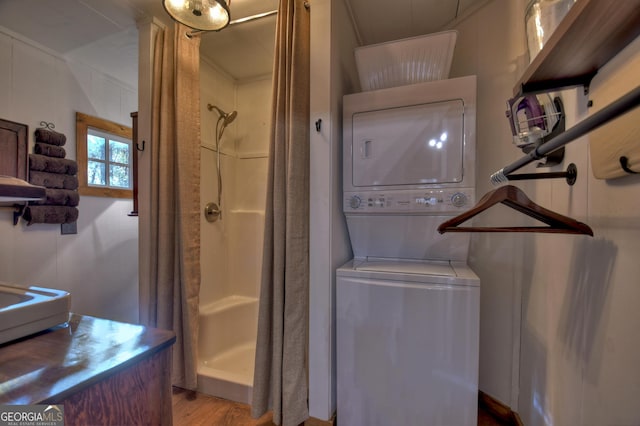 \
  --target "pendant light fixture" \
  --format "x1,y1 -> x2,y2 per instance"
162,0 -> 231,31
